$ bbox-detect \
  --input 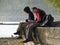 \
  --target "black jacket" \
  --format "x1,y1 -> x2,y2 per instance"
29,12 -> 34,20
